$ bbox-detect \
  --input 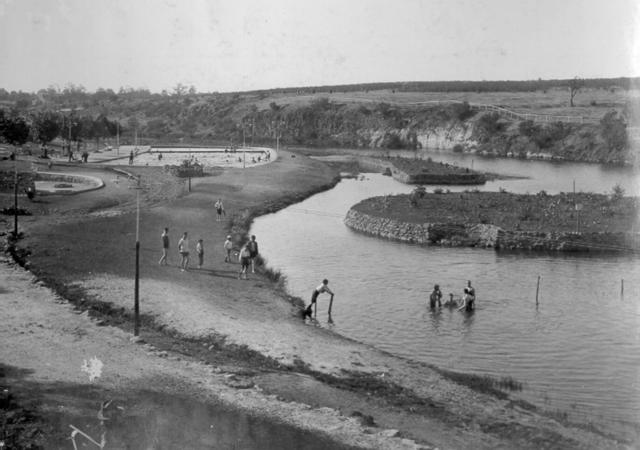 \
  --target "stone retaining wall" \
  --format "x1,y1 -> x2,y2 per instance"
344,208 -> 640,252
